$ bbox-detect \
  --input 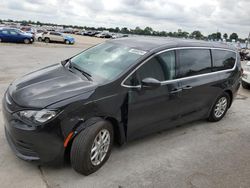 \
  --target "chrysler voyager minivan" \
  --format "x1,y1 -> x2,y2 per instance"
2,38 -> 241,175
